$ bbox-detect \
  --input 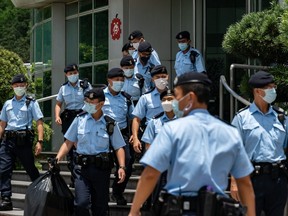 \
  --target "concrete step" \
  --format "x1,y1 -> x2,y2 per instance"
12,171 -> 140,190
